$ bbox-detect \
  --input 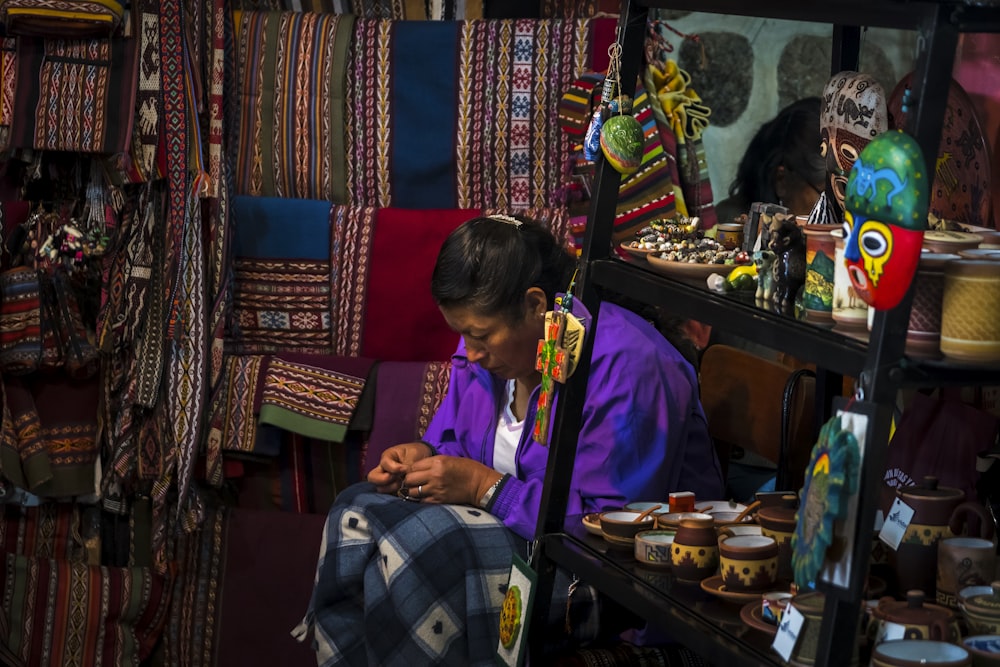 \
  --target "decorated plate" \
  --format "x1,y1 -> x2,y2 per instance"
699,574 -> 764,604
582,513 -> 603,537
888,72 -> 992,228
646,254 -> 732,280
740,600 -> 778,637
